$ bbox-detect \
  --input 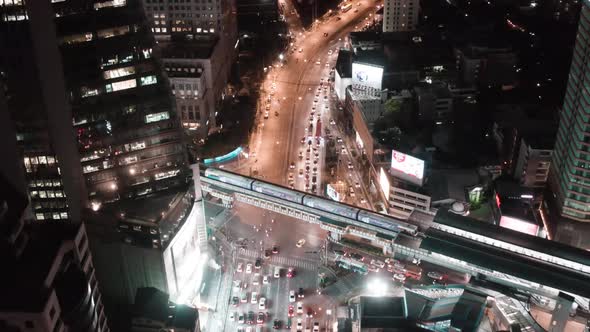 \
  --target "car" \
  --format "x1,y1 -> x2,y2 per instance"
233,280 -> 242,292
360,198 -> 367,204
306,308 -> 314,318
315,60 -> 321,65
296,318 -> 303,331
333,249 -> 345,256
238,313 -> 245,323
288,305 -> 295,317
252,274 -> 260,285
251,292 -> 258,304
341,147 -> 347,154
350,252 -> 364,261
328,49 -> 333,55
263,275 -> 270,284
246,263 -> 253,273
230,311 -> 236,321
247,311 -> 255,325
313,322 -> 320,332
297,287 -> 305,298
264,111 -> 269,119
290,162 -> 295,169
259,297 -> 266,310
287,267 -> 295,278
301,137 -> 306,144
274,266 -> 281,278
355,182 -> 361,188
296,239 -> 306,247
254,258 -> 262,269
299,169 -> 304,178
325,63 -> 330,68
264,250 -> 271,259
329,118 -> 336,125
232,296 -> 240,306
371,259 -> 385,268
275,110 -> 279,117
427,271 -> 445,281
289,290 -> 296,302
299,151 -> 304,159
393,274 -> 406,282
347,162 -> 353,169
273,319 -> 282,329
299,48 -> 303,53
368,265 -> 380,273
238,327 -> 245,332
237,263 -> 244,272
291,301 -> 300,315
257,312 -> 265,324
272,246 -> 279,254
